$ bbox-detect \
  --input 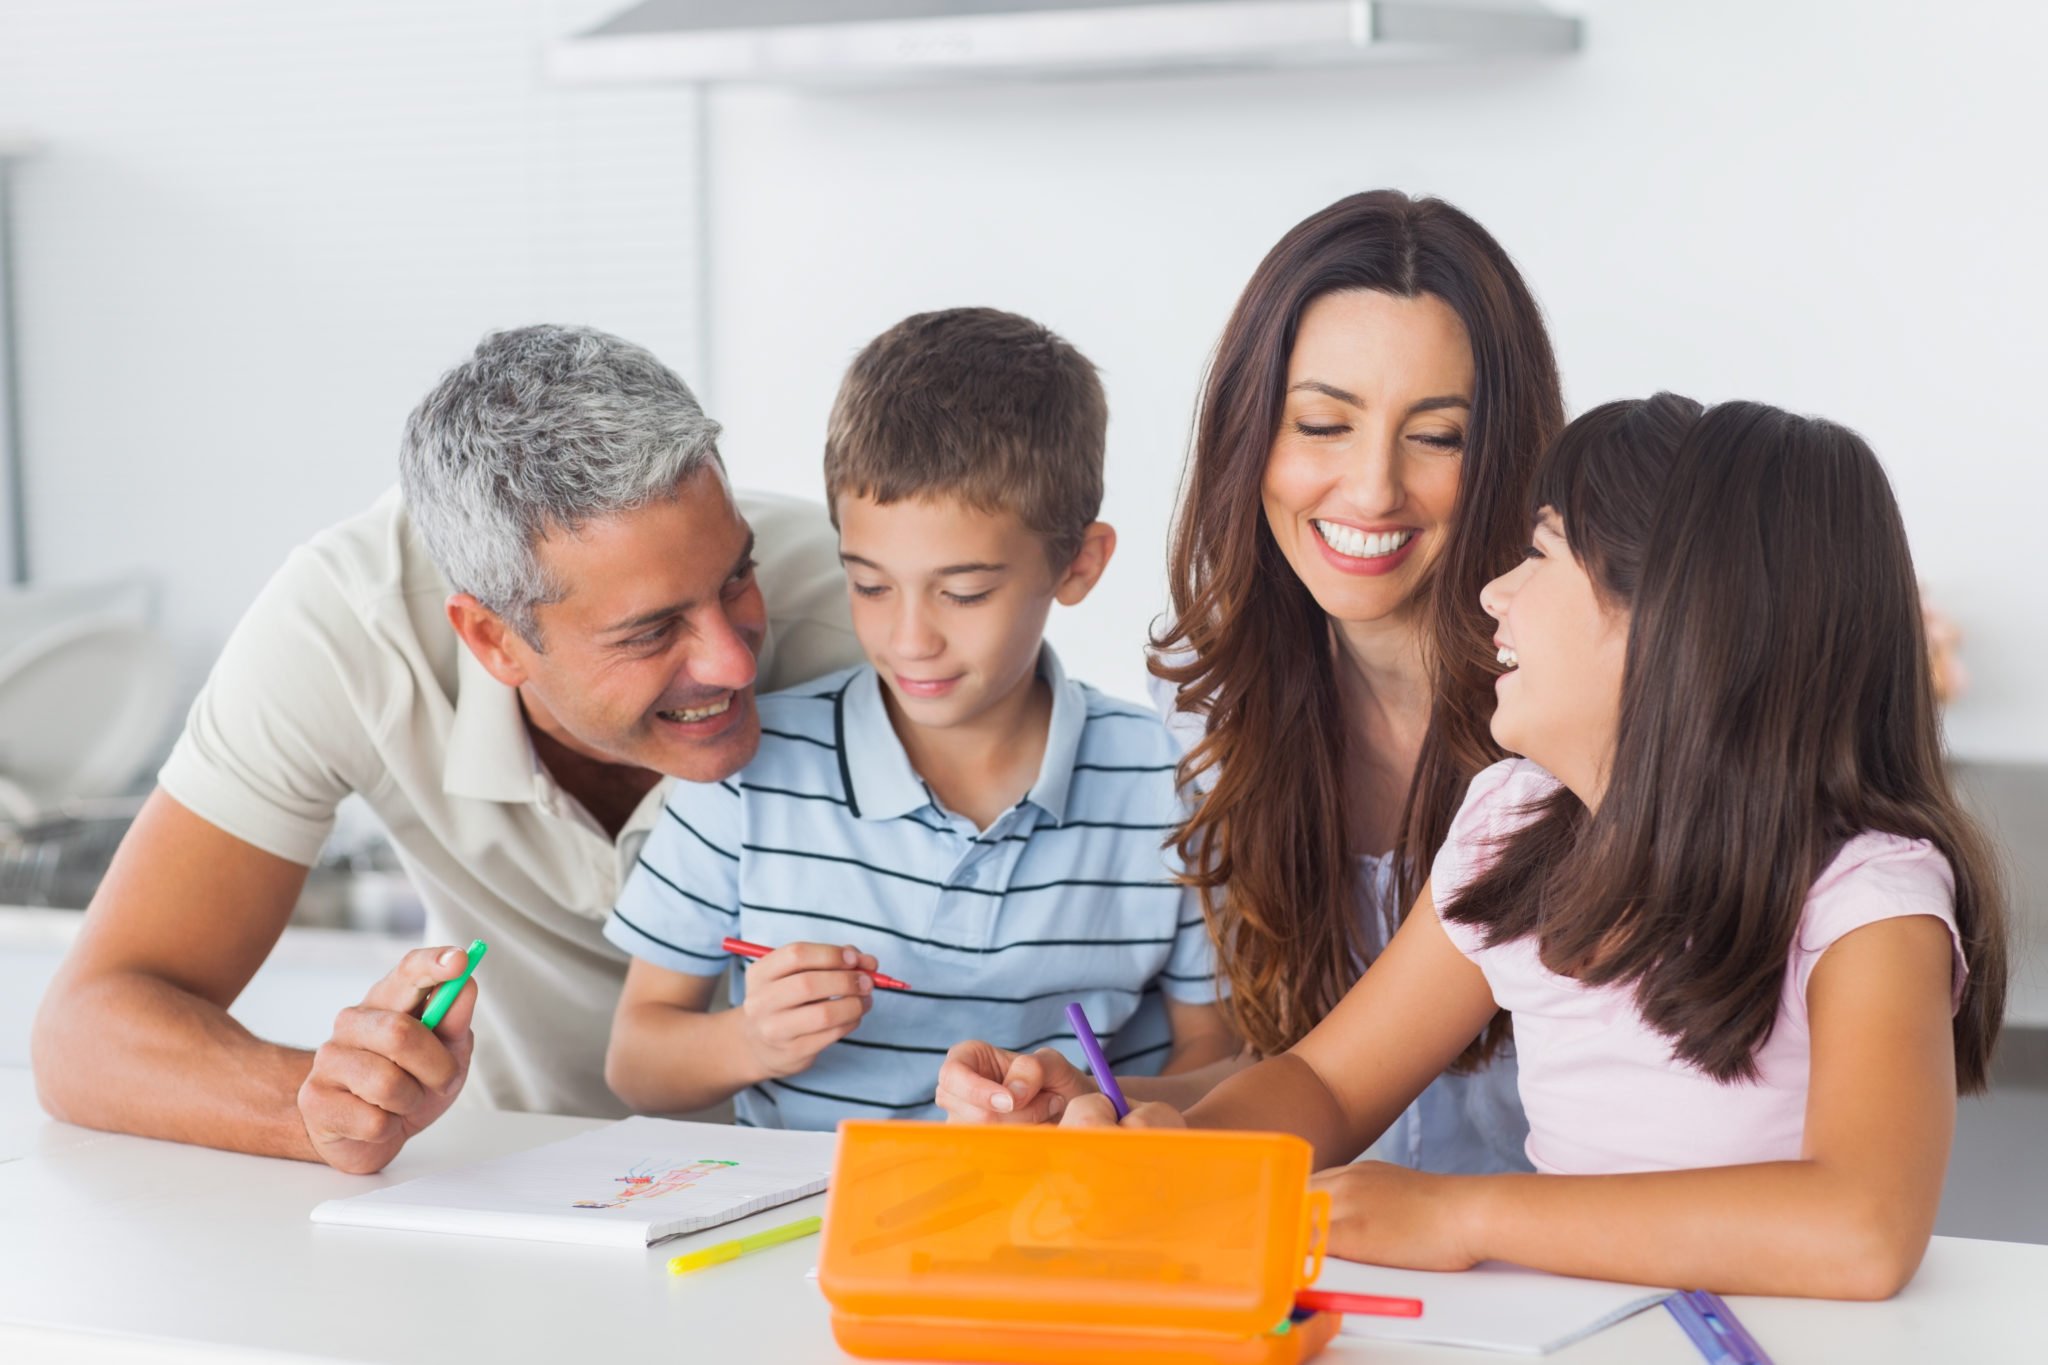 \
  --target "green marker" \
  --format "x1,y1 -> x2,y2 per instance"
420,939 -> 487,1030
